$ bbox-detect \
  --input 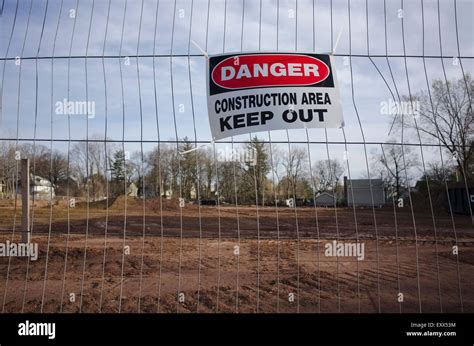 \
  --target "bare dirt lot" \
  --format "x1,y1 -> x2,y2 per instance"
0,197 -> 473,313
